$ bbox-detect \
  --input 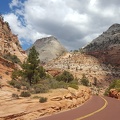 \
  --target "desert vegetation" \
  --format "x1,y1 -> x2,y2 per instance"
80,74 -> 89,86
104,79 -> 120,96
9,46 -> 78,97
3,53 -> 21,65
